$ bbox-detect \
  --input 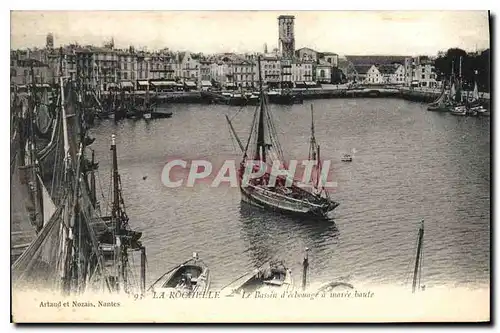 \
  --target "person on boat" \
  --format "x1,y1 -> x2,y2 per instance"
185,273 -> 193,289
